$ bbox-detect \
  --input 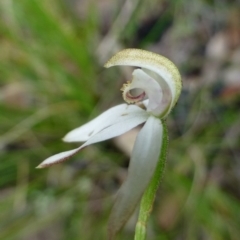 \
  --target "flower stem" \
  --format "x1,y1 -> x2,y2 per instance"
134,120 -> 168,240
